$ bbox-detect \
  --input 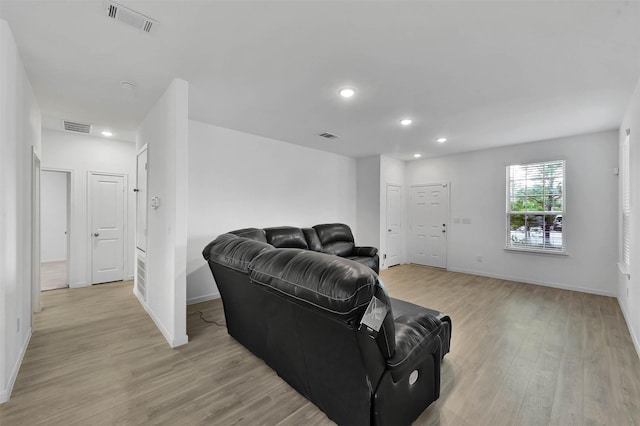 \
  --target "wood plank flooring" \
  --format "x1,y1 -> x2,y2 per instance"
1,264 -> 639,425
